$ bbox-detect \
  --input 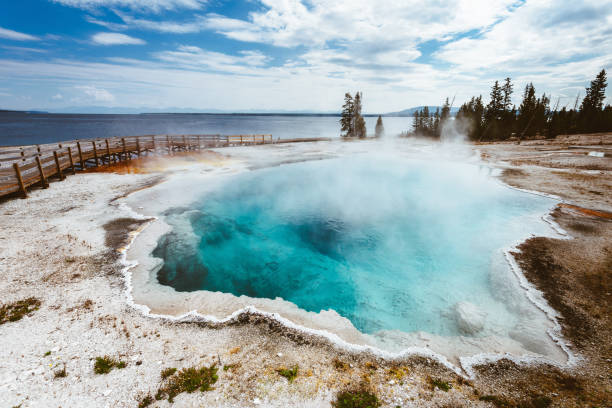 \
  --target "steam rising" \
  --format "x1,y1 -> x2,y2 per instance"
125,138 -> 568,364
